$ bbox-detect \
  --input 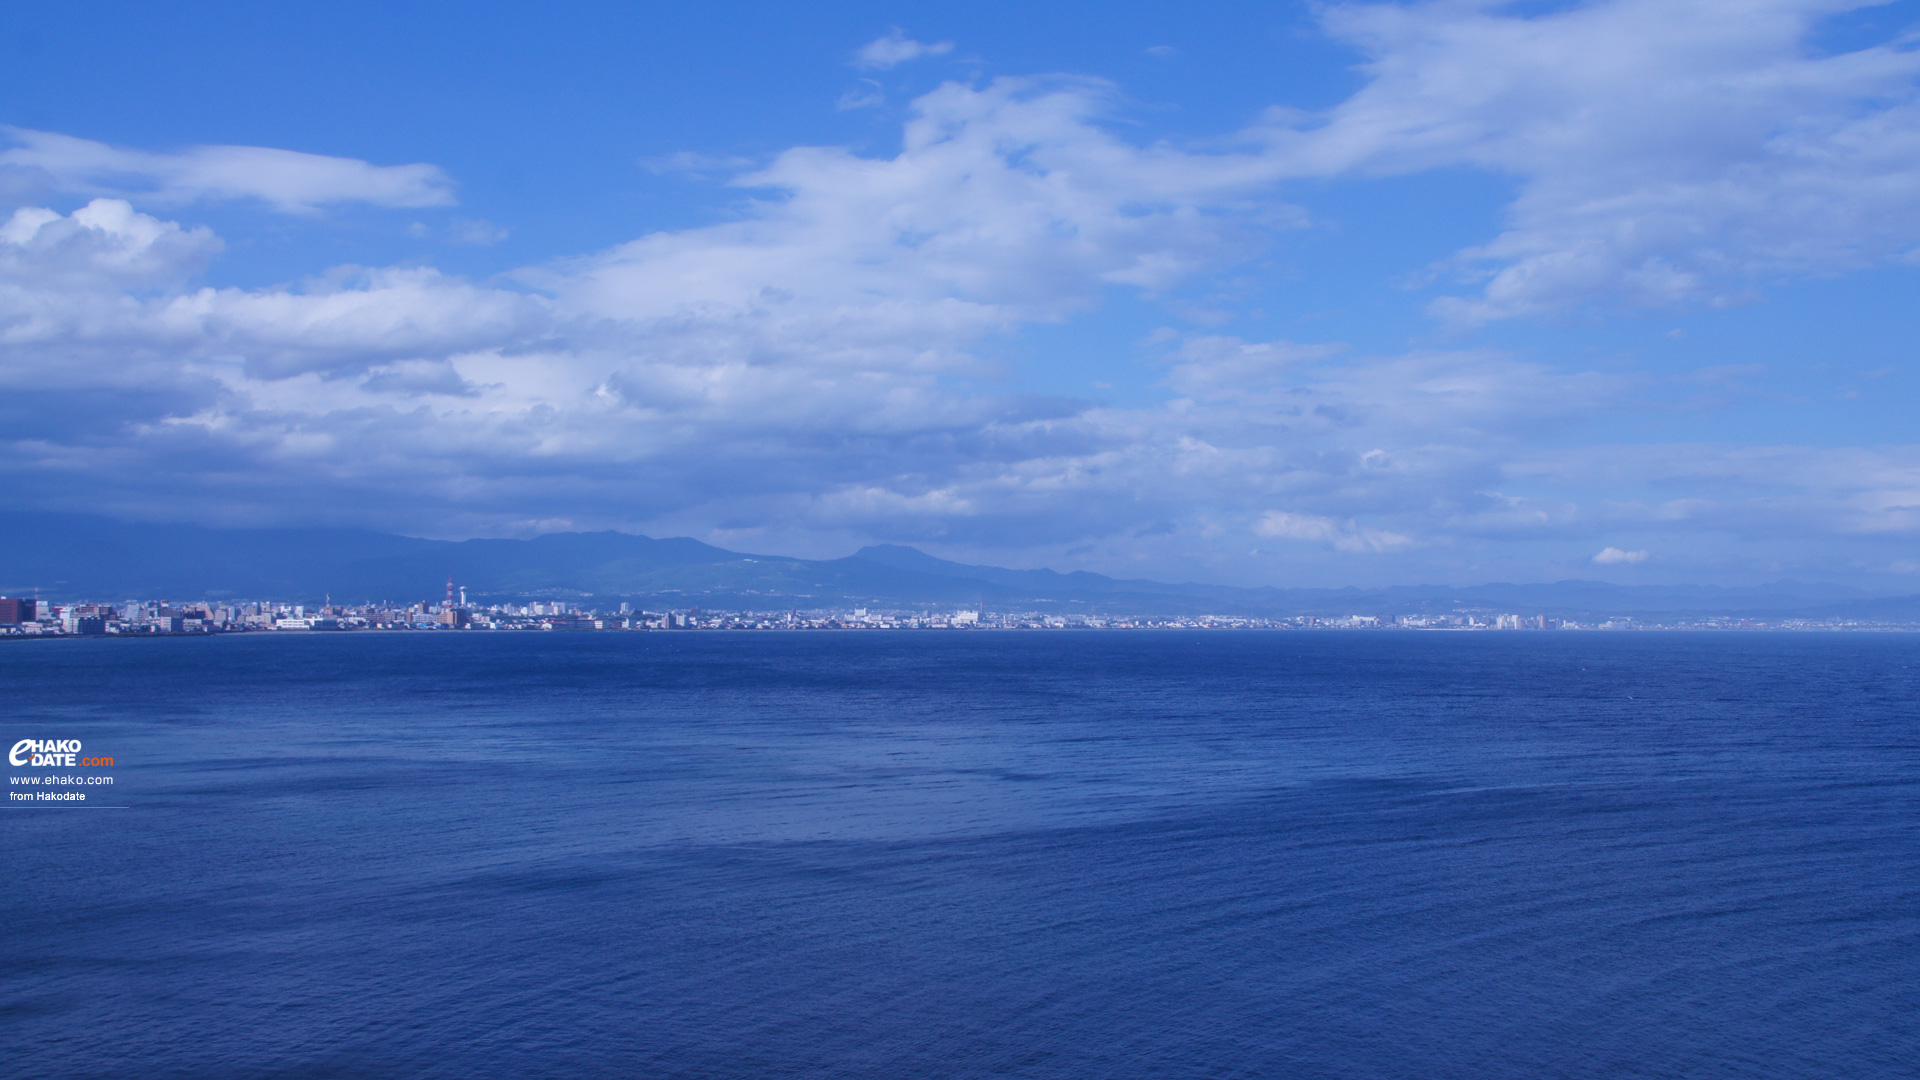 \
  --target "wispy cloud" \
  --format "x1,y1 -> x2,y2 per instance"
639,150 -> 758,176
836,79 -> 887,111
447,218 -> 509,246
854,29 -> 954,71
0,127 -> 454,213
